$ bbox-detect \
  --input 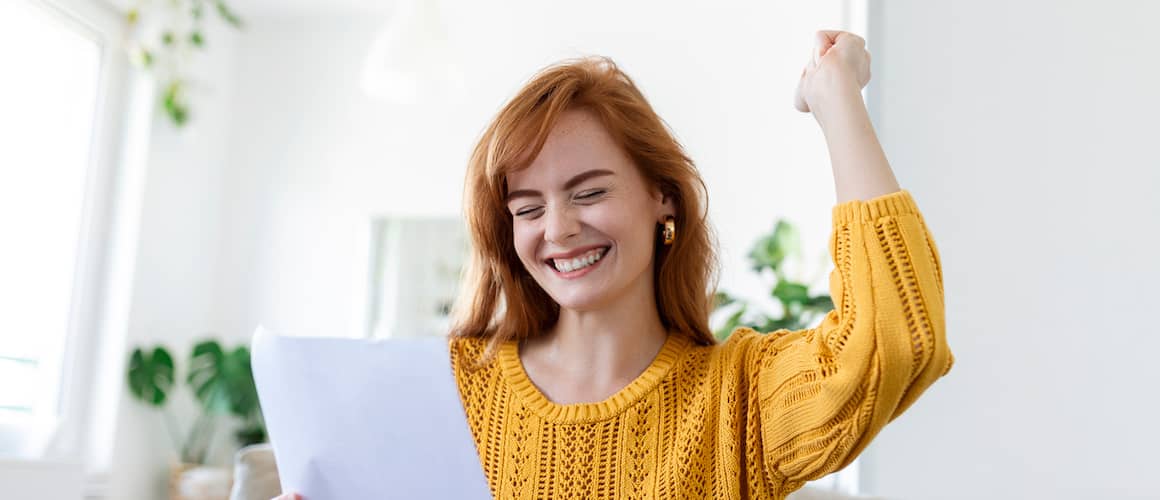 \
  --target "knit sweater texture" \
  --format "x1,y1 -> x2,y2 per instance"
449,189 -> 953,499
